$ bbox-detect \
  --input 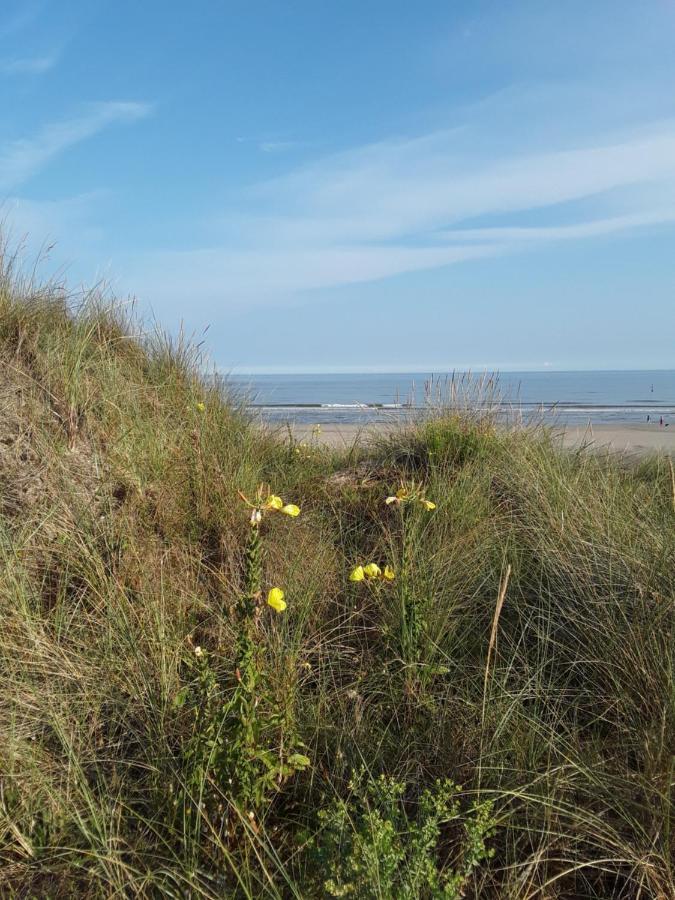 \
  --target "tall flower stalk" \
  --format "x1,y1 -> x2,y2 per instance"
182,486 -> 308,826
385,482 -> 436,667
